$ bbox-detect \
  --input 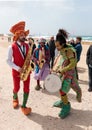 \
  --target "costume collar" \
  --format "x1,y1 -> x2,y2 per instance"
17,41 -> 25,46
